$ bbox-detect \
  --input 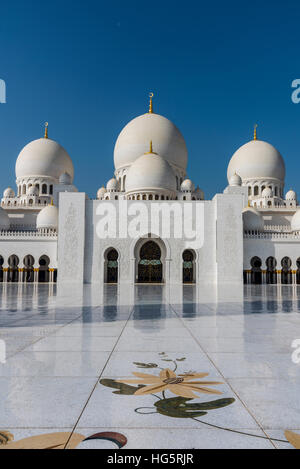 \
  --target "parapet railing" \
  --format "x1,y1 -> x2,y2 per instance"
0,229 -> 57,239
244,230 -> 300,239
